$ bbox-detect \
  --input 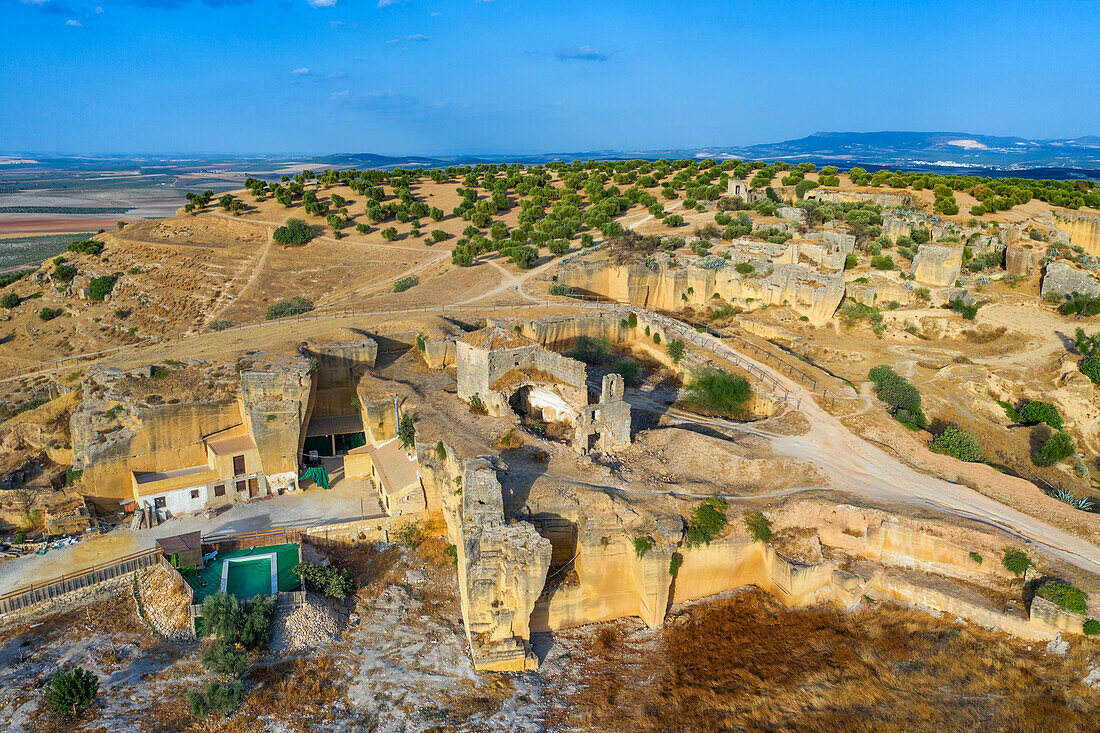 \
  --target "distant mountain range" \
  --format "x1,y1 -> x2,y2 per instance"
700,131 -> 1100,174
264,132 -> 1100,179
4,131 -> 1100,180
